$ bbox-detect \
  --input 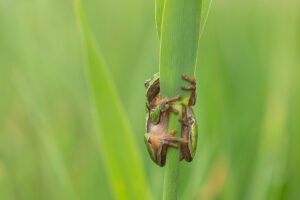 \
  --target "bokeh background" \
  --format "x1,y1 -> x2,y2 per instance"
0,0 -> 300,199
